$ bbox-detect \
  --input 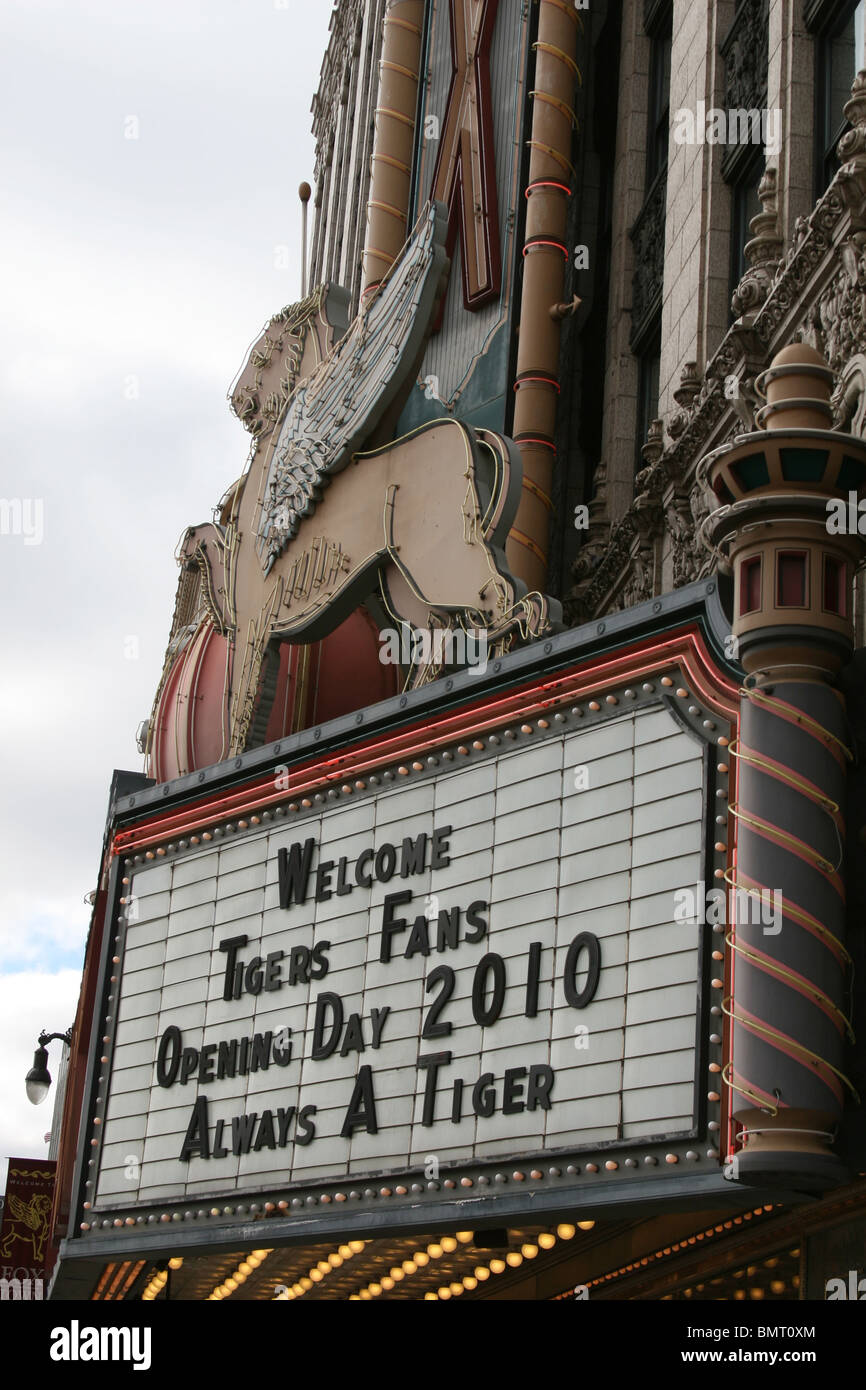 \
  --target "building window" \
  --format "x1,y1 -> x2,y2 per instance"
824,555 -> 848,615
777,551 -> 808,607
740,556 -> 763,614
720,0 -> 770,184
635,327 -> 661,471
810,0 -> 866,194
630,0 -> 671,438
646,17 -> 672,188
